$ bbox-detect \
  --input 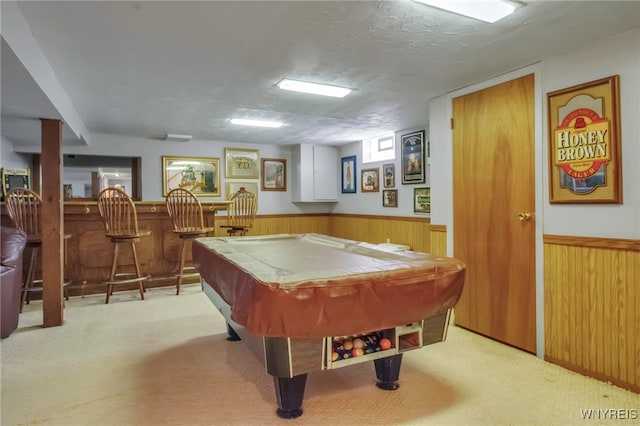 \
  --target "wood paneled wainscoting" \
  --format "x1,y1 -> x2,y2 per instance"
329,214 -> 431,253
544,235 -> 640,393
12,207 -> 434,296
248,213 -> 431,254
428,224 -> 447,257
